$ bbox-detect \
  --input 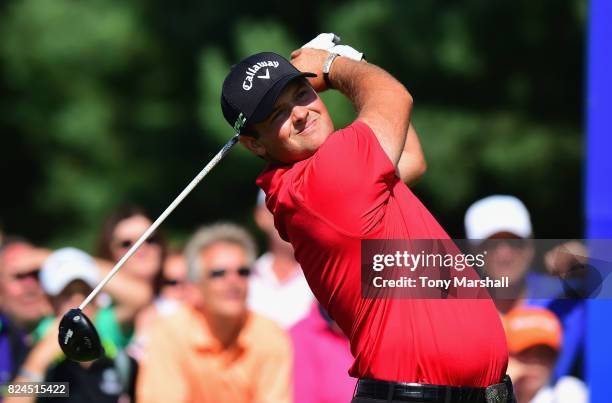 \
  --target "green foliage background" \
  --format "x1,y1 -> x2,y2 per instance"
0,0 -> 586,250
